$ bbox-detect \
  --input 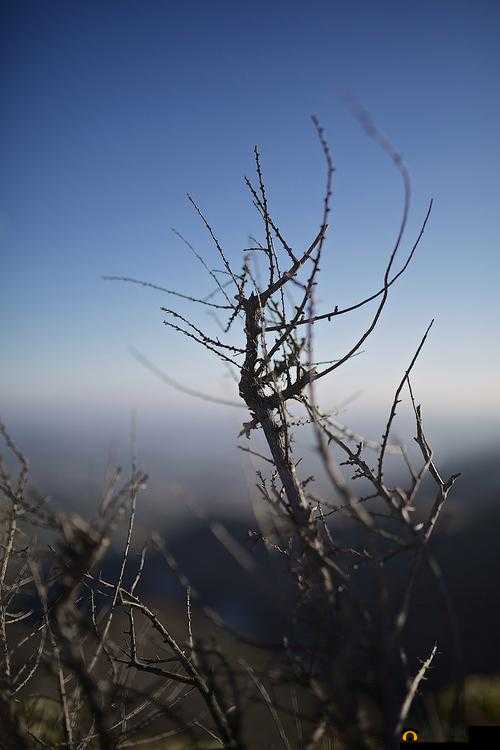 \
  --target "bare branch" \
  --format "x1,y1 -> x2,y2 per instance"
129,347 -> 244,408
377,319 -> 434,482
102,275 -> 233,309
